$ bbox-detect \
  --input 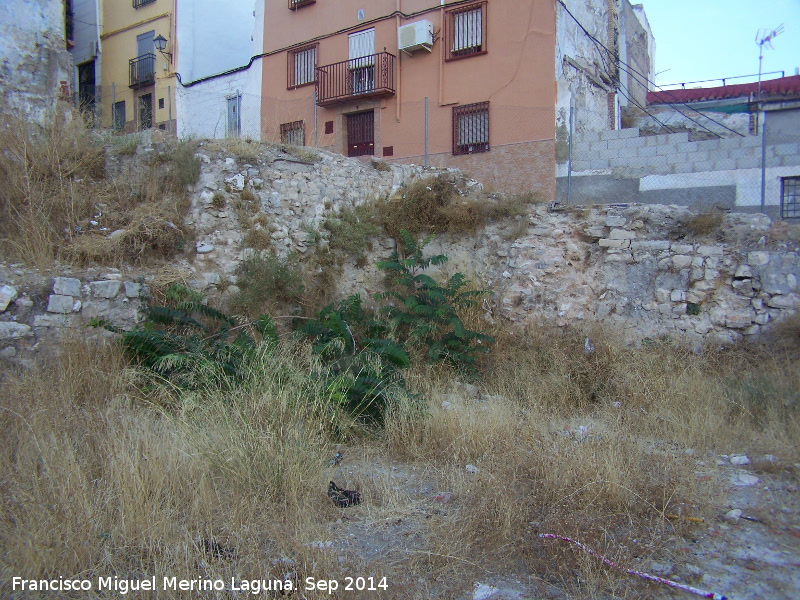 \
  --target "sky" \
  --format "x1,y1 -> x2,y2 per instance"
637,0 -> 800,89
